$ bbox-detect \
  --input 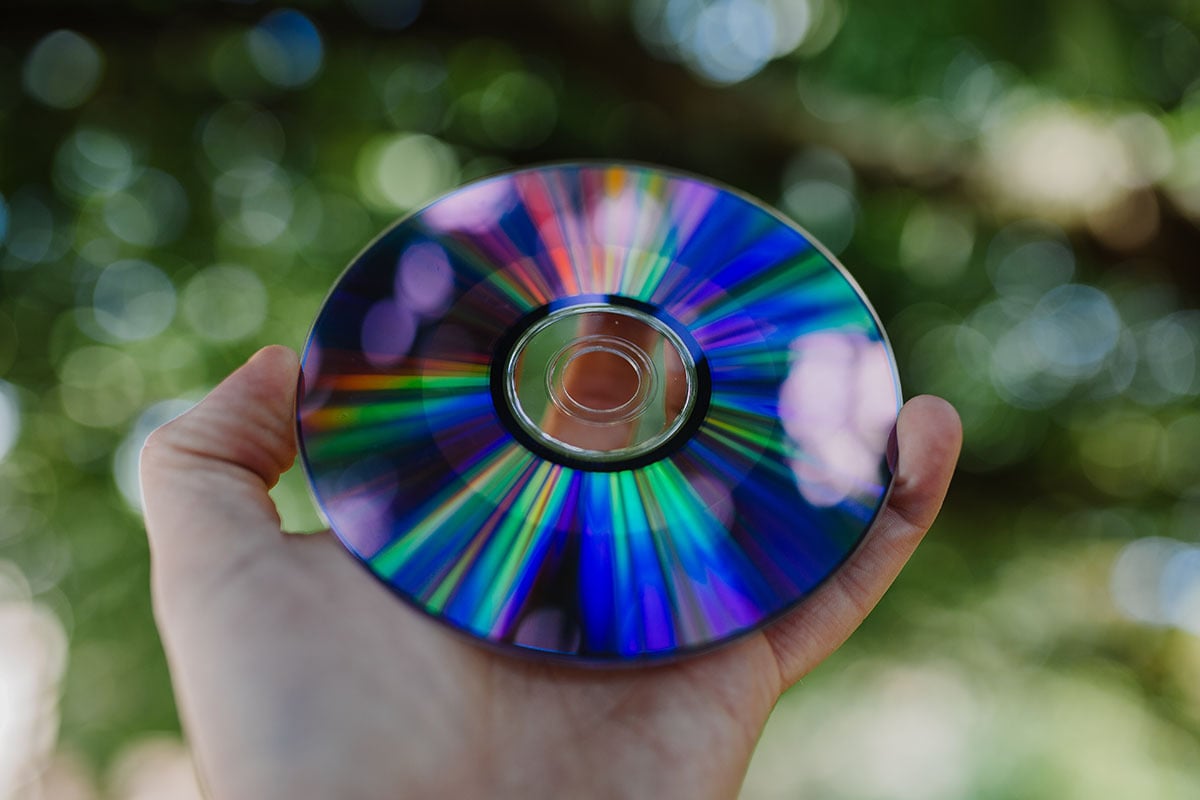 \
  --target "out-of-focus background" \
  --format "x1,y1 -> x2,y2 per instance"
1,0 -> 1199,797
